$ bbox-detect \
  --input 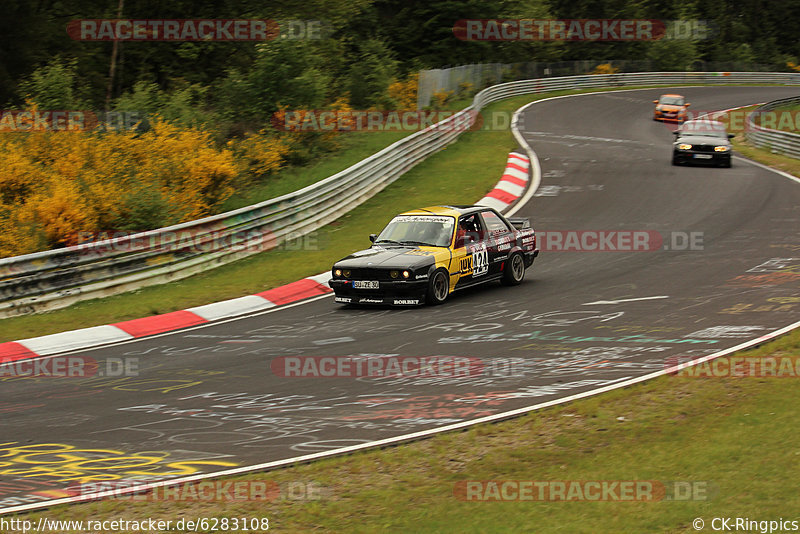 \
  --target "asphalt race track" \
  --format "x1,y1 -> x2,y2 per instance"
2,86 -> 799,512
